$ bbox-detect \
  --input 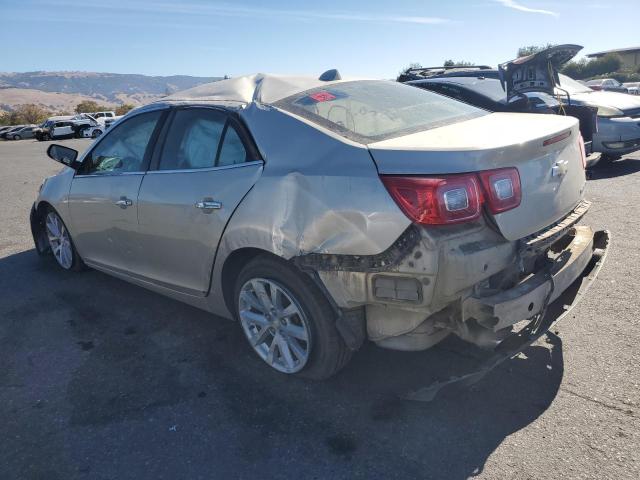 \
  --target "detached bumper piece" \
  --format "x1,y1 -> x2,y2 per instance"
403,228 -> 610,402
